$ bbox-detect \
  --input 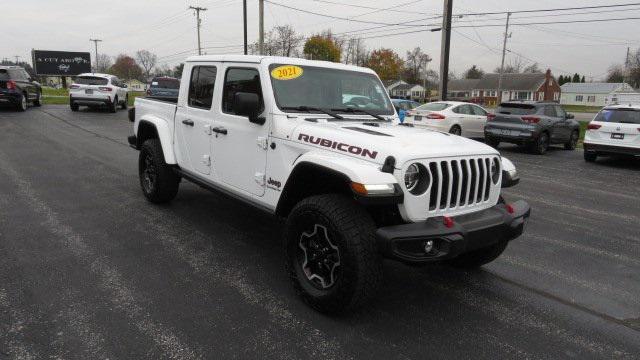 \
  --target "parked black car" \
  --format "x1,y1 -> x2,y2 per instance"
0,66 -> 42,111
484,101 -> 579,154
146,76 -> 180,102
